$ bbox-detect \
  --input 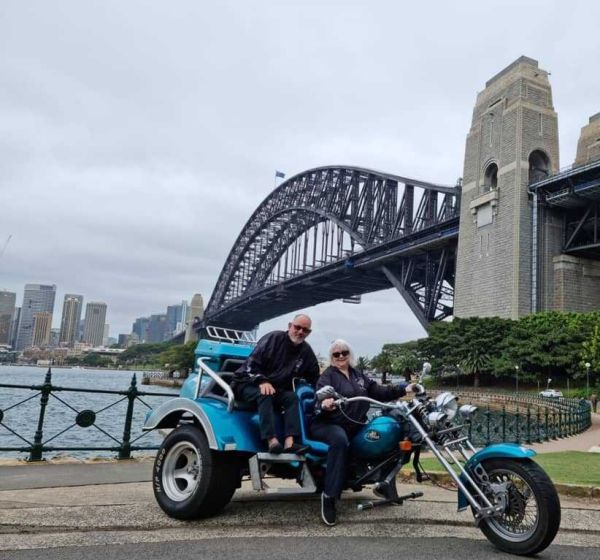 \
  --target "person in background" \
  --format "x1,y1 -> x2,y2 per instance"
232,314 -> 320,454
310,339 -> 418,526
591,392 -> 598,414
